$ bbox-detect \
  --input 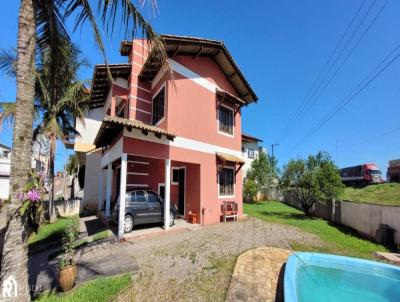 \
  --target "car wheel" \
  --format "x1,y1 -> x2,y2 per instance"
169,211 -> 175,227
124,214 -> 134,233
